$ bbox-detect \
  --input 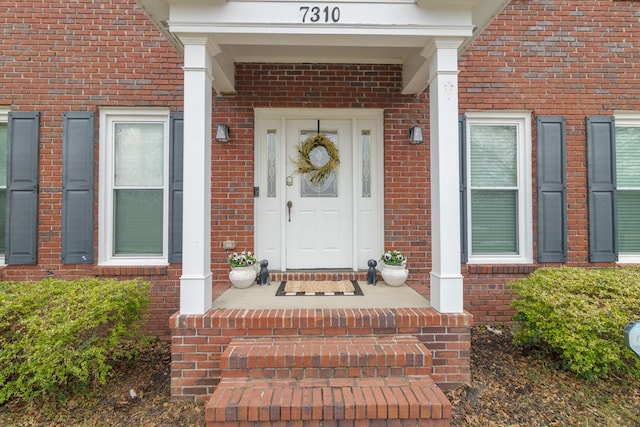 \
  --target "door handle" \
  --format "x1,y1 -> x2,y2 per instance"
287,201 -> 293,222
